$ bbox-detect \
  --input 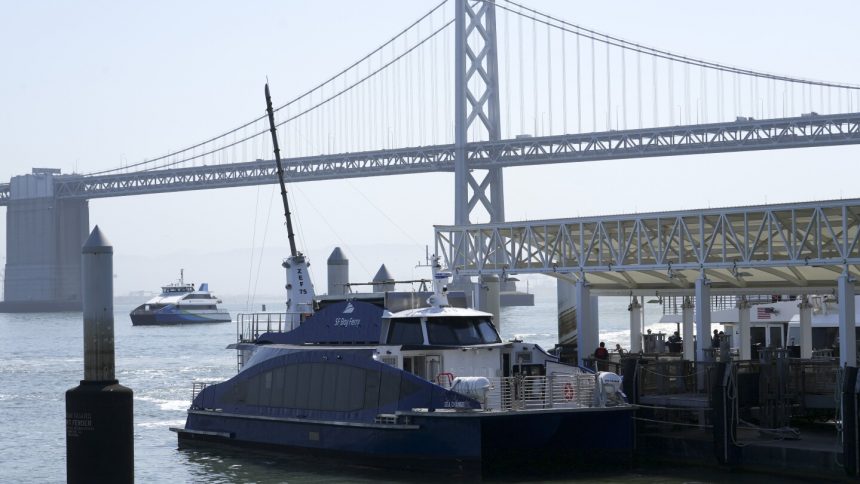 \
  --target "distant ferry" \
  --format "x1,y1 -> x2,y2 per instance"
130,271 -> 231,325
